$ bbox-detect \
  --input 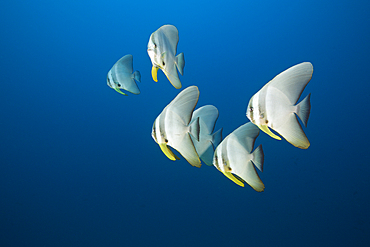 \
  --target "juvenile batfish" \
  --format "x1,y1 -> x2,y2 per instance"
152,86 -> 201,167
107,54 -> 141,95
246,62 -> 313,149
147,24 -> 185,89
190,105 -> 222,166
213,122 -> 264,192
